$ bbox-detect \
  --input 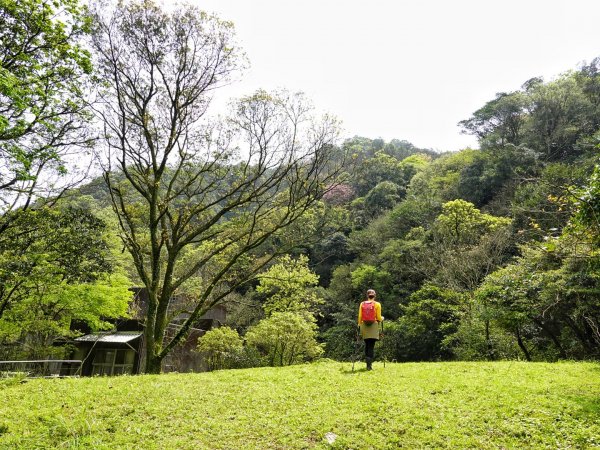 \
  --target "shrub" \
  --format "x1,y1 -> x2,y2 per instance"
245,312 -> 323,366
196,327 -> 243,371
